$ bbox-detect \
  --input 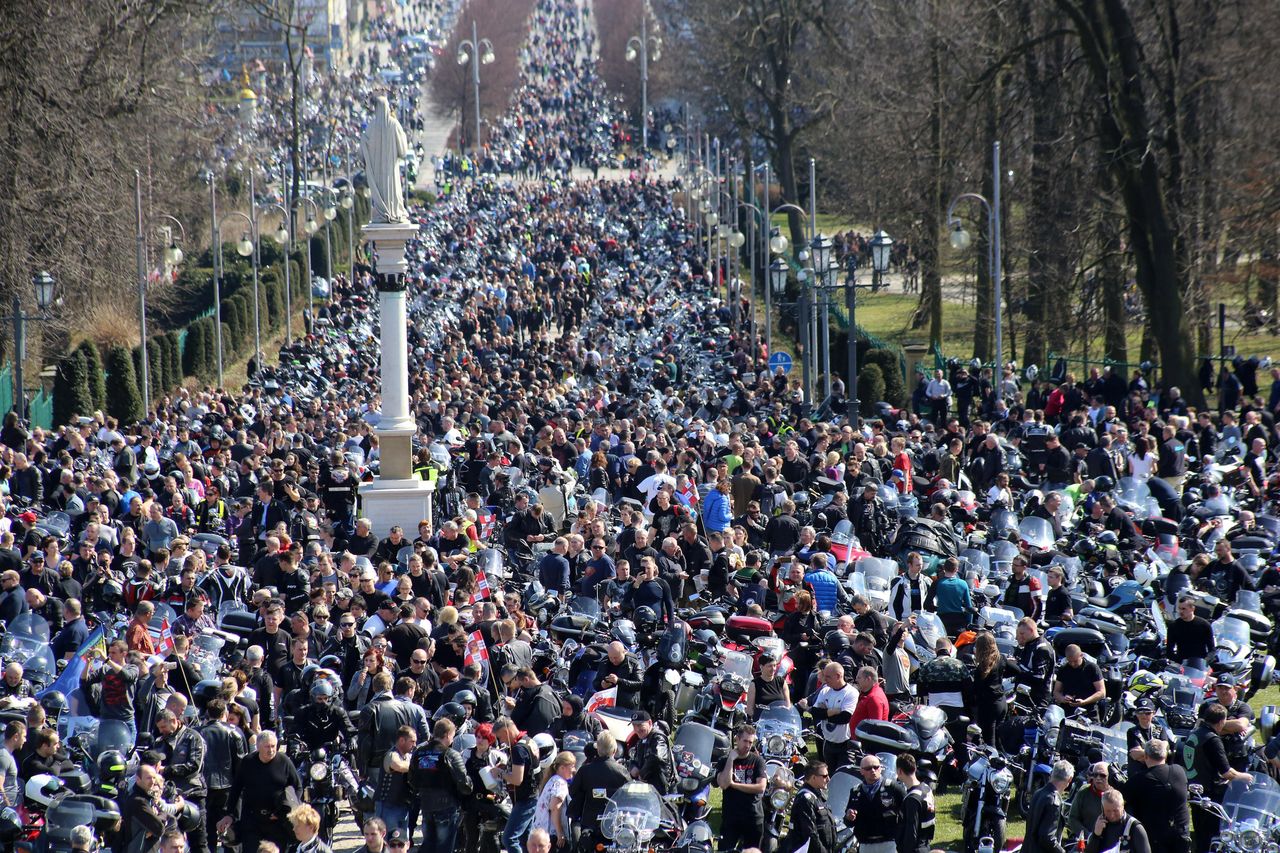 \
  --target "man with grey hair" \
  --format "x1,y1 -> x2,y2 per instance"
1128,739 -> 1190,853
1085,790 -> 1150,853
1024,760 -> 1074,853
568,730 -> 629,849
68,825 -> 95,853
1067,761 -> 1111,837
218,729 -> 301,853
